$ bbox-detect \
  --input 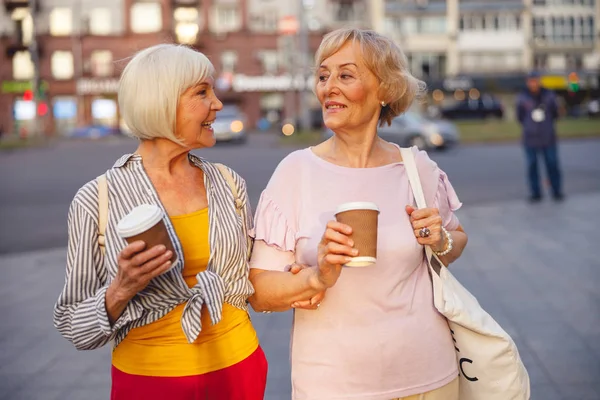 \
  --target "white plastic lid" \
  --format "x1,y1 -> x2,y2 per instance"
335,201 -> 379,215
345,256 -> 377,267
117,204 -> 164,238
